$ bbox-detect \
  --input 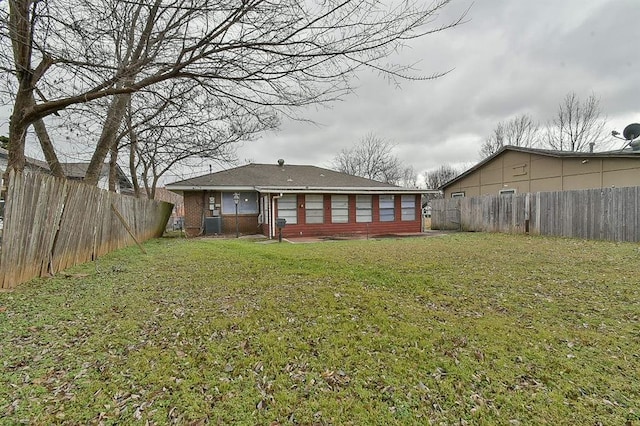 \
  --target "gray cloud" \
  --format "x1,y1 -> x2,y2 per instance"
236,0 -> 640,181
3,0 -> 639,184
